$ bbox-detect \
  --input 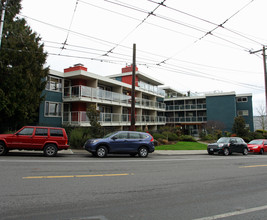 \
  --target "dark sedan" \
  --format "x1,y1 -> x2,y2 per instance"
84,131 -> 155,158
207,137 -> 248,156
